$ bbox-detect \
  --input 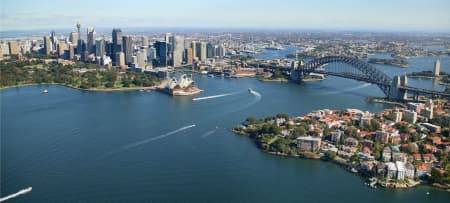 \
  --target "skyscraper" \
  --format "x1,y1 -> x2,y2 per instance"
50,30 -> 58,51
116,52 -> 125,67
206,43 -> 215,58
87,27 -> 96,54
185,48 -> 193,64
172,36 -> 184,67
199,42 -> 207,61
142,36 -> 149,47
155,41 -> 168,67
122,36 -> 133,65
44,36 -> 52,55
217,44 -> 226,58
434,59 -> 441,76
8,41 -> 20,55
112,28 -> 122,65
191,41 -> 197,60
57,42 -> 68,57
95,39 -> 105,57
69,32 -> 79,46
